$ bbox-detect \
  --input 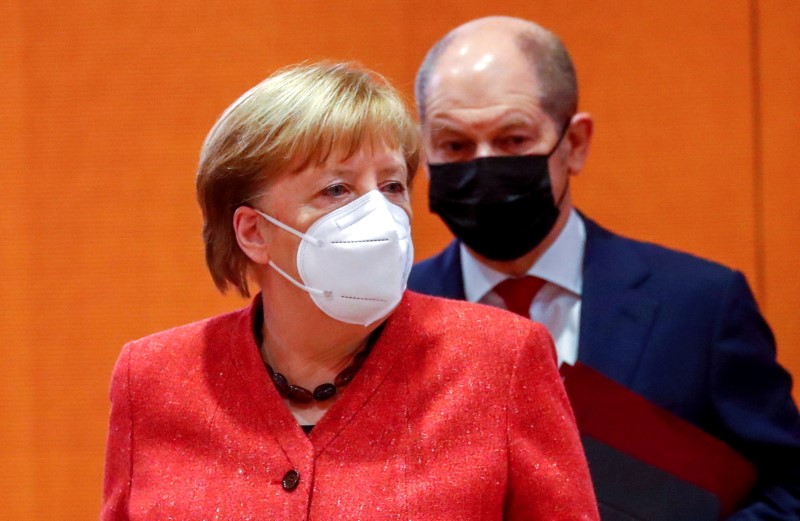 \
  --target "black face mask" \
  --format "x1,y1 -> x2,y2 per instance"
428,127 -> 569,261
